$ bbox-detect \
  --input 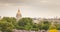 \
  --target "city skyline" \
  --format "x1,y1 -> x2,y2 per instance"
0,0 -> 60,18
